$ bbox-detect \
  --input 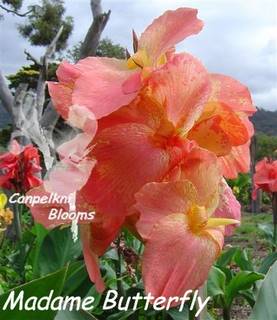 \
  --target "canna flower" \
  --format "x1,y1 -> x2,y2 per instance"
74,53 -> 250,290
0,140 -> 42,192
28,6 -> 250,294
253,158 -> 277,198
134,149 -> 239,300
48,8 -> 203,123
